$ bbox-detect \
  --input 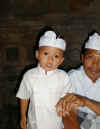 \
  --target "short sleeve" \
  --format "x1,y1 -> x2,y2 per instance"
16,72 -> 32,99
